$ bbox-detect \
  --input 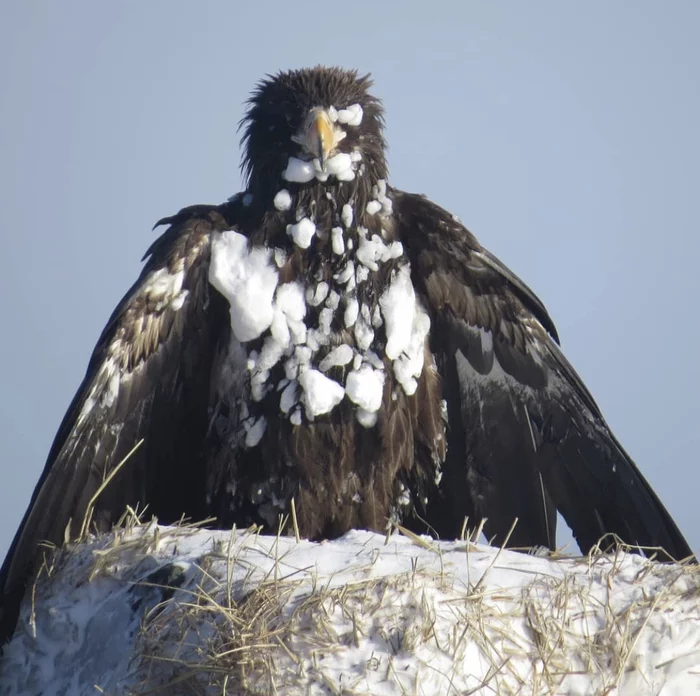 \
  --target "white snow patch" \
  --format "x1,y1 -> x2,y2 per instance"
306,281 -> 329,307
285,345 -> 313,381
345,273 -> 356,293
273,189 -> 292,211
298,368 -> 345,418
331,227 -> 345,255
269,305 -> 290,347
363,350 -> 384,370
354,317 -> 374,352
354,265 -> 369,284
279,380 -> 298,414
324,152 -> 355,181
392,305 -> 430,396
336,103 -> 363,126
325,290 -> 340,310
245,416 -> 266,447
380,265 -> 416,359
319,344 -> 354,372
355,408 -> 378,428
386,241 -> 404,259
287,217 -> 316,249
249,336 -> 286,401
269,282 -> 306,350
304,329 -> 321,352
283,157 -> 315,183
318,307 -> 334,336
341,203 -> 353,228
345,365 -> 385,413
365,200 -> 381,215
344,297 -> 359,328
287,318 -> 307,345
372,178 -> 393,215
275,281 -> 306,322
273,248 -> 287,269
356,227 -> 403,272
209,230 -> 278,342
334,260 -> 355,284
